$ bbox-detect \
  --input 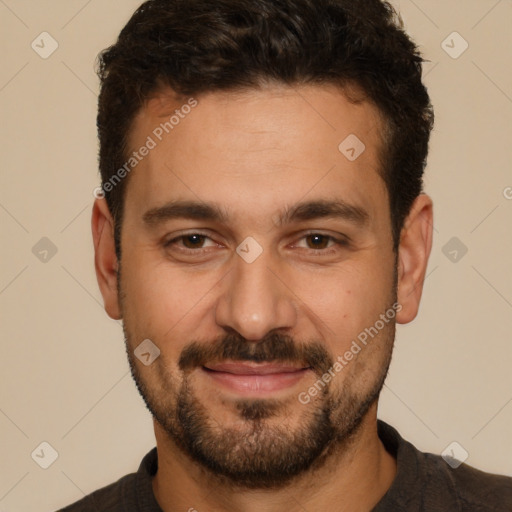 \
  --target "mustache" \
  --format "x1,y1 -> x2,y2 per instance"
178,331 -> 333,377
